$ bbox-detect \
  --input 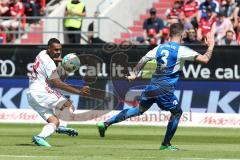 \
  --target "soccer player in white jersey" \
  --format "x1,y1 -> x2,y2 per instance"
97,23 -> 215,150
27,38 -> 89,147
